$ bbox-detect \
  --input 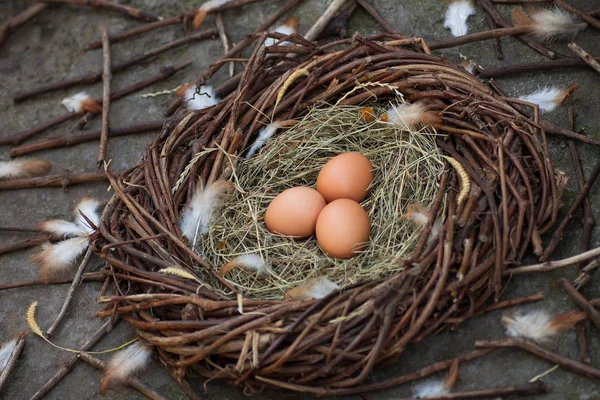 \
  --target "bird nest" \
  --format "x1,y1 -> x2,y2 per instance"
97,34 -> 561,396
